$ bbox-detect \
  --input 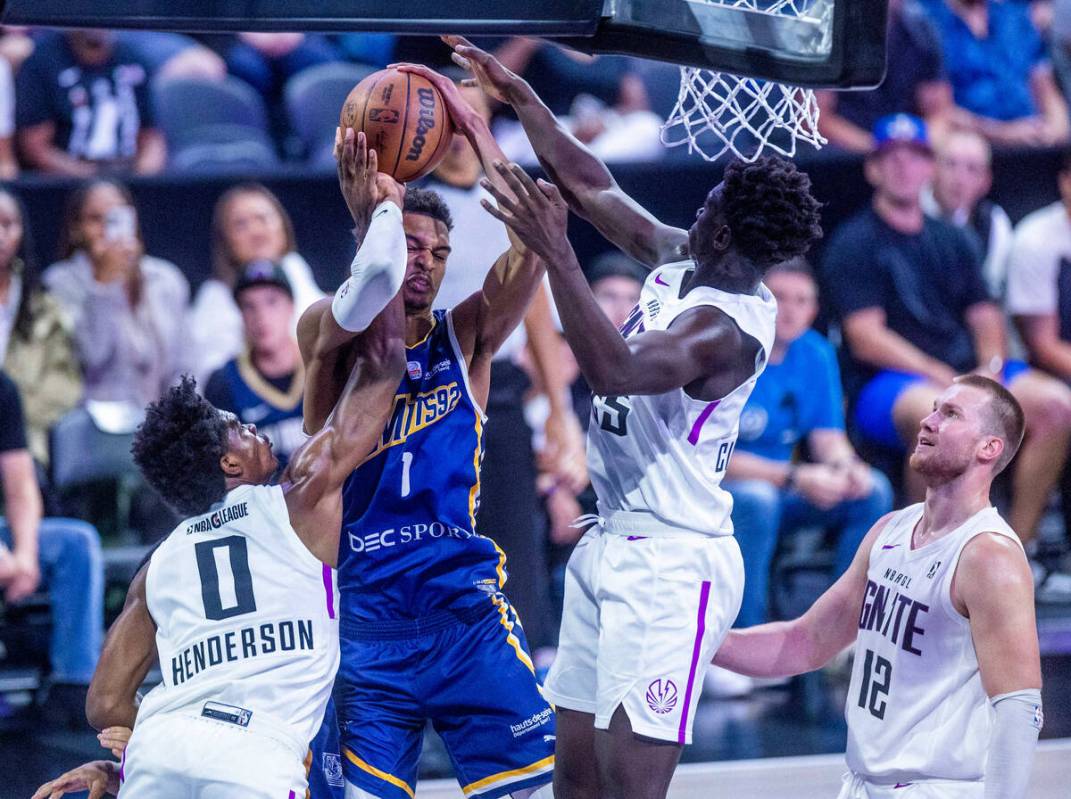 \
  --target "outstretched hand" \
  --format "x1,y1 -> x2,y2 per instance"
334,128 -> 405,229
441,35 -> 521,105
389,62 -> 481,136
31,760 -> 120,799
479,162 -> 571,264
